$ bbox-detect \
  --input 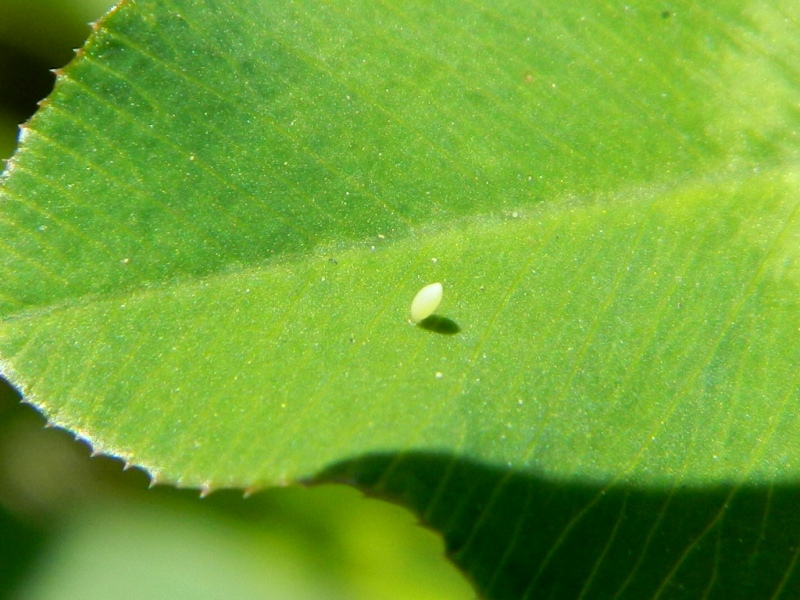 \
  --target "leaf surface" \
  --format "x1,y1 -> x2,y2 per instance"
2,0 -> 800,596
